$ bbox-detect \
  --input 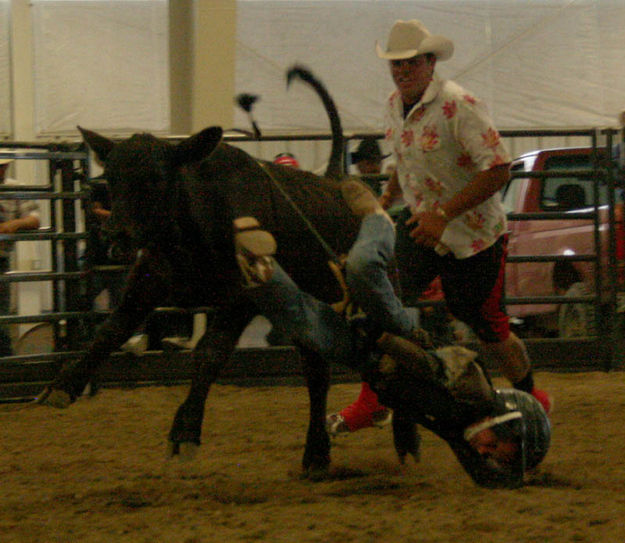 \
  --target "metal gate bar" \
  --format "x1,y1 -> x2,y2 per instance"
0,128 -> 623,402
